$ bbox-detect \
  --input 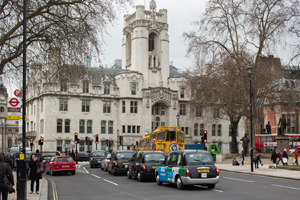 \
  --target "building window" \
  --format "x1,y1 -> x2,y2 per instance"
122,125 -> 126,133
103,102 -> 111,113
65,119 -> 70,133
212,124 -> 216,136
101,121 -> 106,134
41,99 -> 43,113
214,109 -> 220,118
57,140 -> 62,152
200,124 -> 204,136
194,124 -> 198,136
287,114 -> 295,133
180,104 -> 186,115
132,126 -> 136,133
82,100 -> 90,112
65,140 -> 71,153
79,140 -> 84,152
83,83 -> 89,93
180,88 -> 184,98
101,141 -> 106,150
31,105 -> 33,115
218,142 -> 222,153
104,84 -> 110,95
61,82 -> 67,92
34,105 -> 36,114
87,120 -> 92,133
40,119 -> 44,134
218,124 -> 222,136
108,121 -> 113,134
196,107 -> 202,117
130,101 -> 137,113
127,126 -> 131,133
57,119 -> 62,133
122,101 -> 126,113
59,98 -> 68,111
131,84 -> 136,95
79,120 -> 85,133
185,127 -> 189,135
149,33 -> 155,51
137,126 -> 140,133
